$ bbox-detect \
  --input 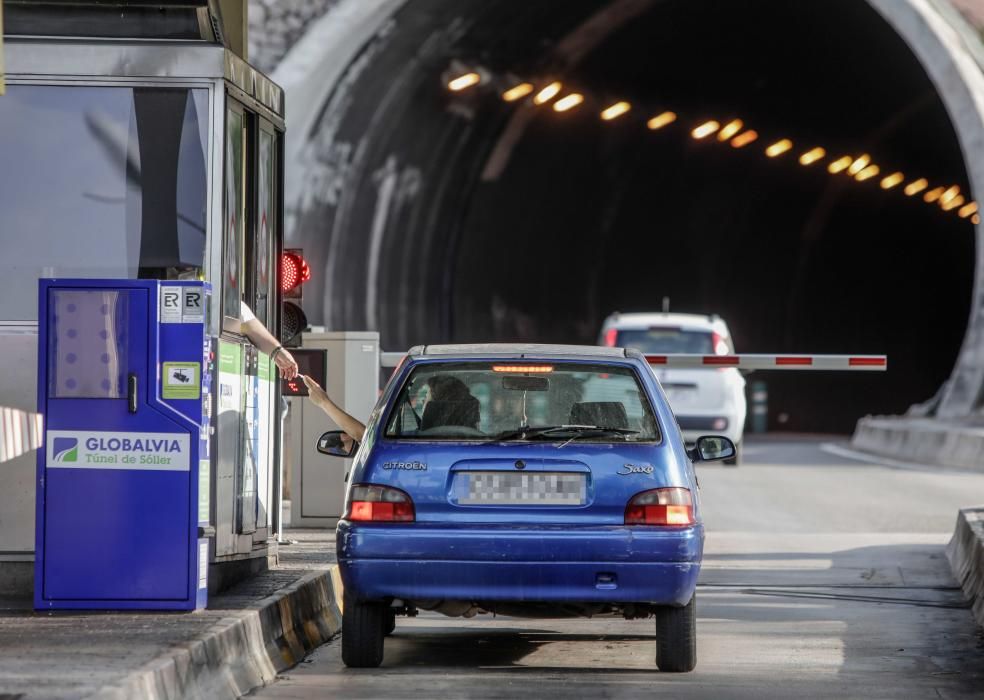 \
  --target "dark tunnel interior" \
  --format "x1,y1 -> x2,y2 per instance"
298,0 -> 976,434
